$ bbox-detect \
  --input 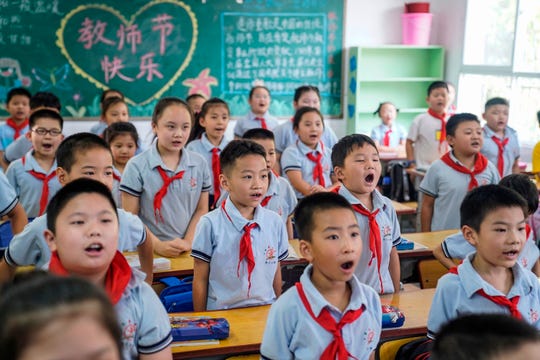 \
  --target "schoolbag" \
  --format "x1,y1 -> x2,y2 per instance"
395,336 -> 433,360
159,276 -> 194,312
385,160 -> 417,202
